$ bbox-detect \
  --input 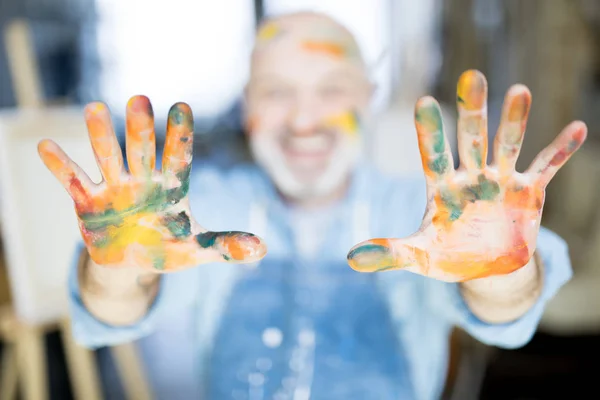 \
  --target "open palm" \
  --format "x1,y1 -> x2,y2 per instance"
347,70 -> 587,282
38,96 -> 266,272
